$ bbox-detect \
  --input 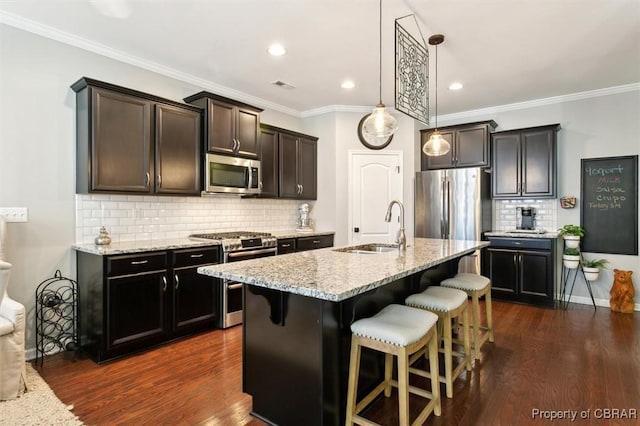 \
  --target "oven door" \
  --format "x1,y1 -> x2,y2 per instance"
221,247 -> 277,328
